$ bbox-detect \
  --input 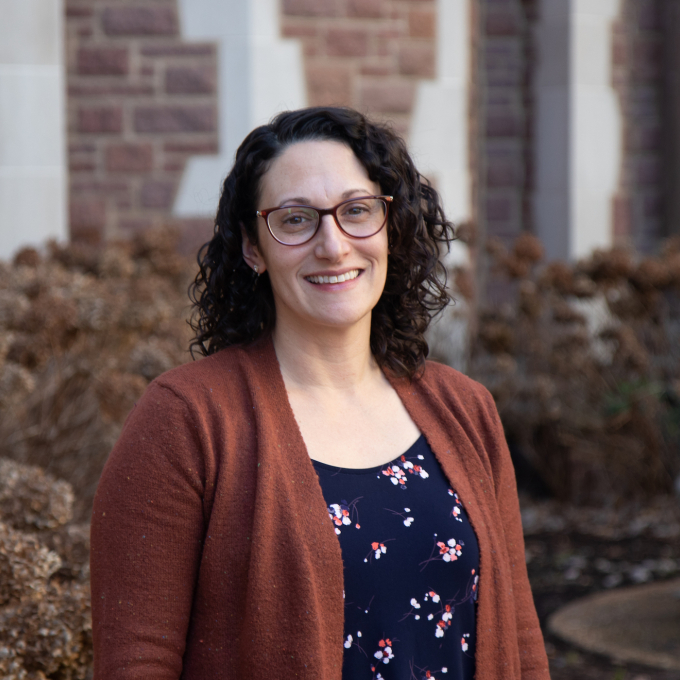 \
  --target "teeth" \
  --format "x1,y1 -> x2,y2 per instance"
306,269 -> 360,285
